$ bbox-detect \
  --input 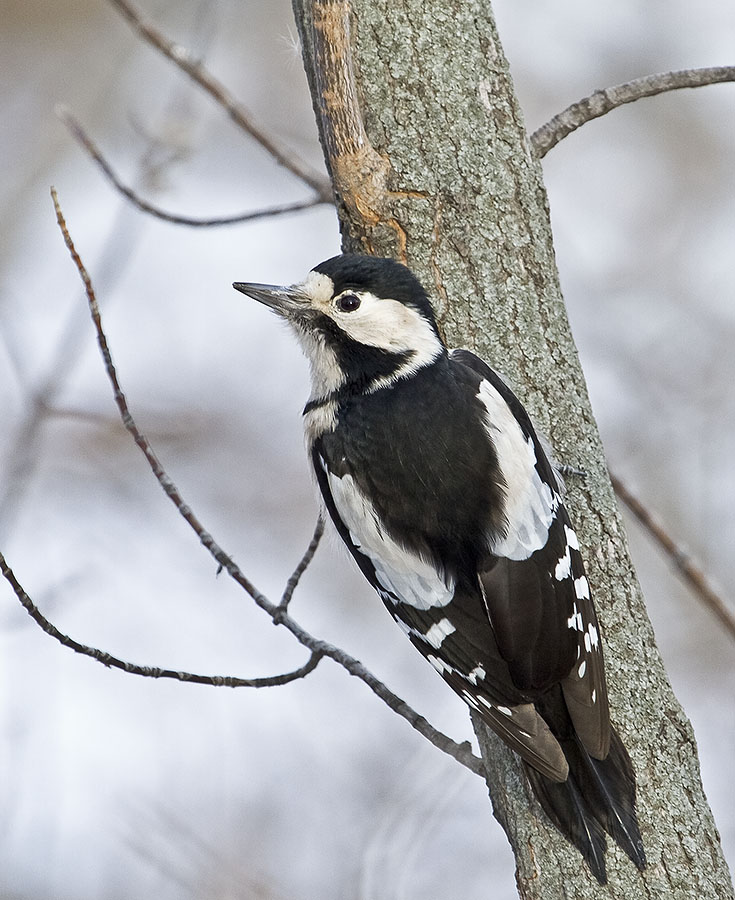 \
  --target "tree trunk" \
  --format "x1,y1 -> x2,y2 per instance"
292,1 -> 733,896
